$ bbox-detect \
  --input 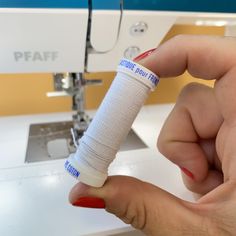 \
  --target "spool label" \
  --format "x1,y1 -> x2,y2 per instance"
118,58 -> 159,87
65,160 -> 80,178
